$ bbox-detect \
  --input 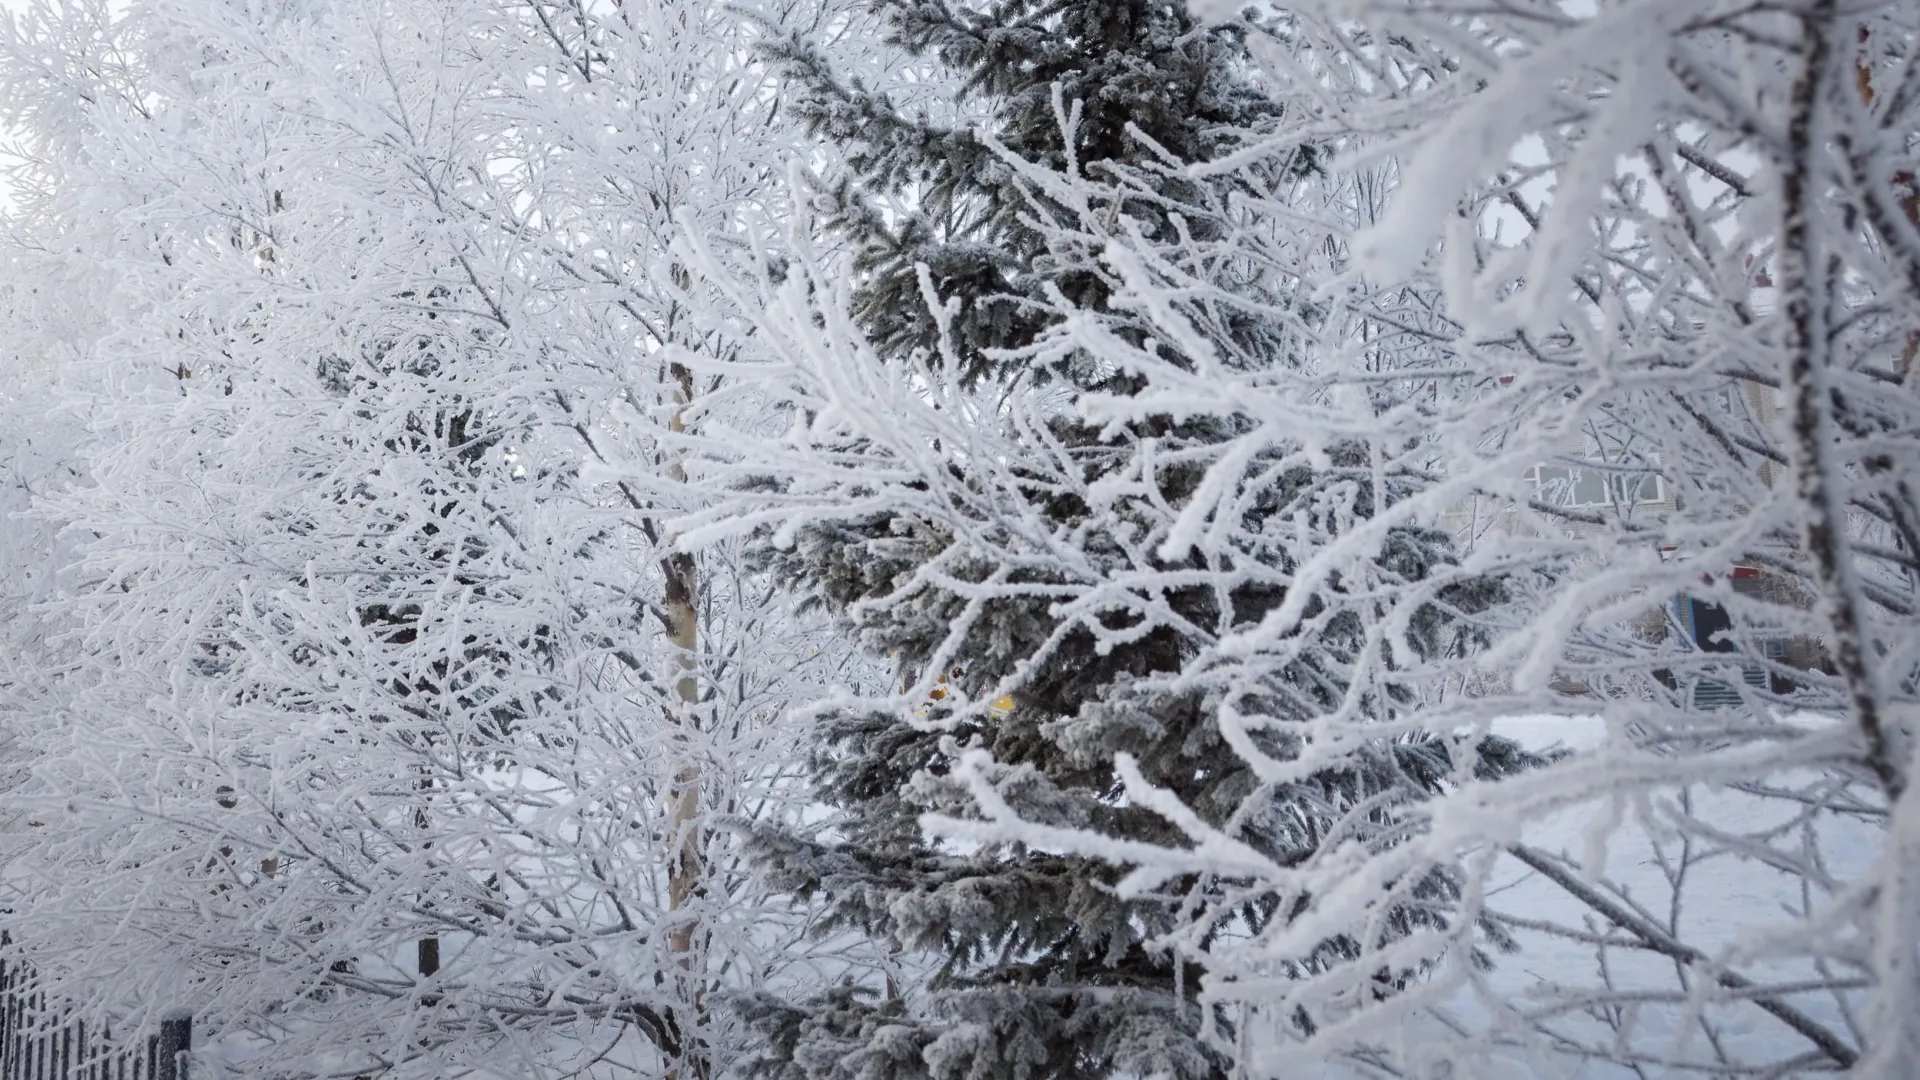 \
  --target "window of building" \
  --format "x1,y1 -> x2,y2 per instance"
1530,463 -> 1664,507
